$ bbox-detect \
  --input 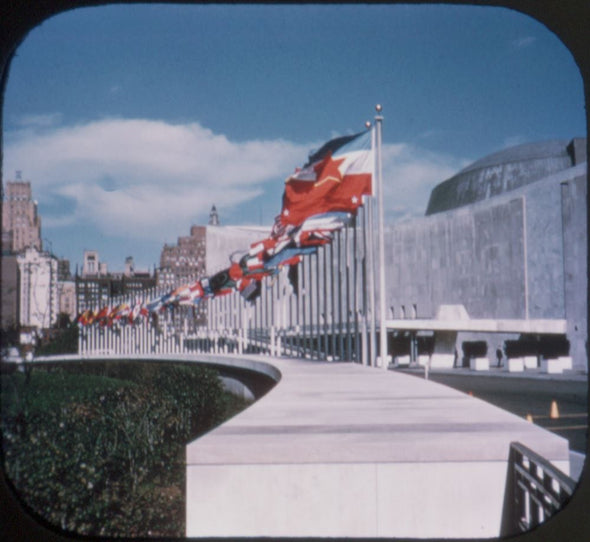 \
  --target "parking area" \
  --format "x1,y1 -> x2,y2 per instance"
396,367 -> 588,454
